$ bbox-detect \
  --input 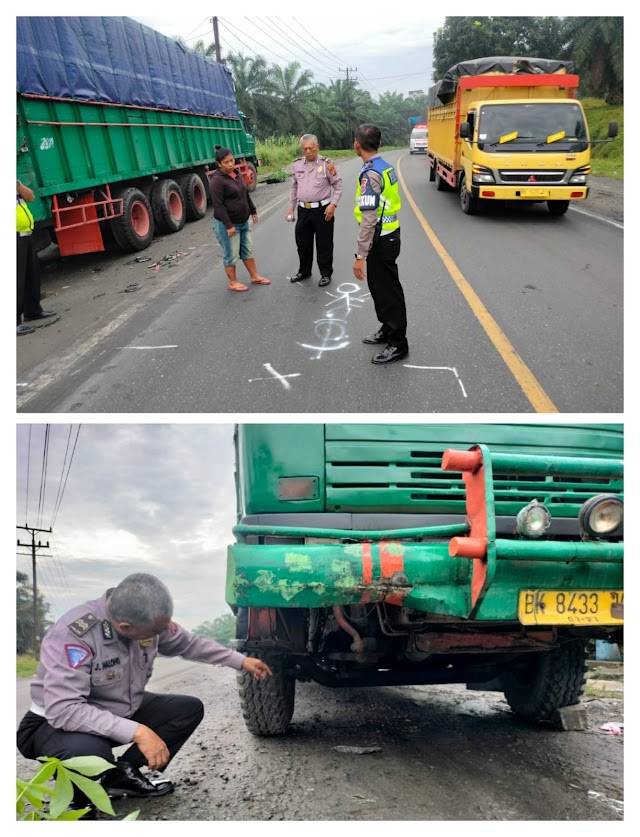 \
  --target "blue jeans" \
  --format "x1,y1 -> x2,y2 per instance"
213,218 -> 254,267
